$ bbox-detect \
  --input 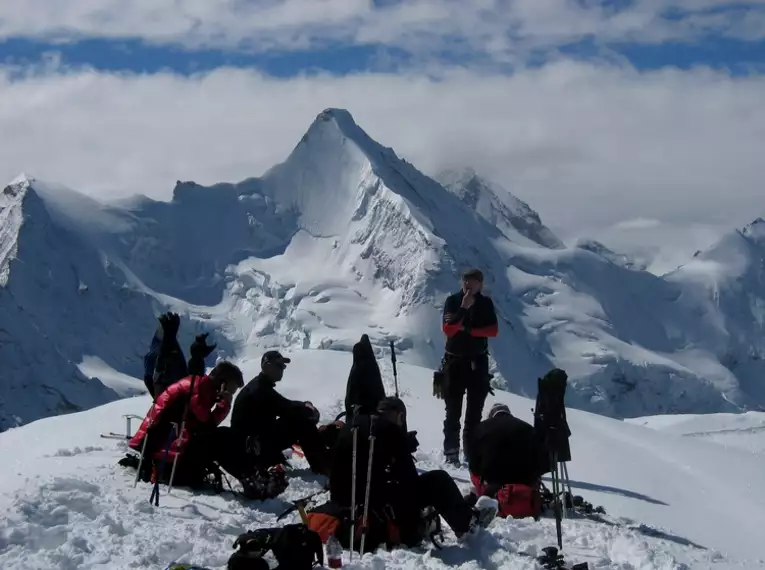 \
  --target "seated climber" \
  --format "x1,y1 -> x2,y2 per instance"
129,361 -> 244,488
143,312 -> 217,400
231,351 -> 328,476
467,403 -> 552,518
307,397 -> 498,553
